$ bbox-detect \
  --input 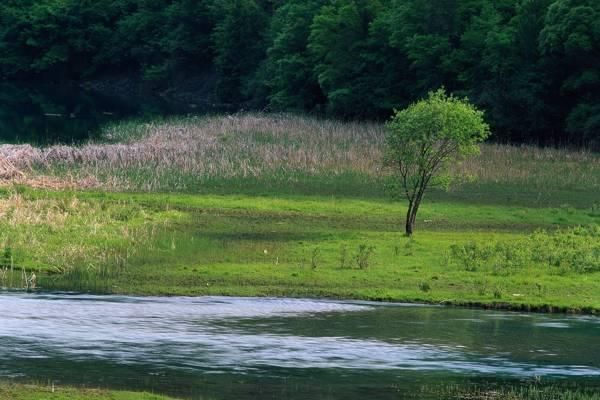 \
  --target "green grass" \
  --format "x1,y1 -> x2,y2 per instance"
3,382 -> 599,400
427,383 -> 600,400
1,114 -> 599,312
0,383 -> 178,400
1,186 -> 598,312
